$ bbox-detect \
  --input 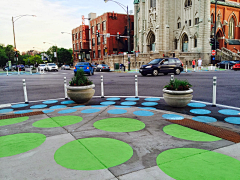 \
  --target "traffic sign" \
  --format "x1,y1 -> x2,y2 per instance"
212,50 -> 216,56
